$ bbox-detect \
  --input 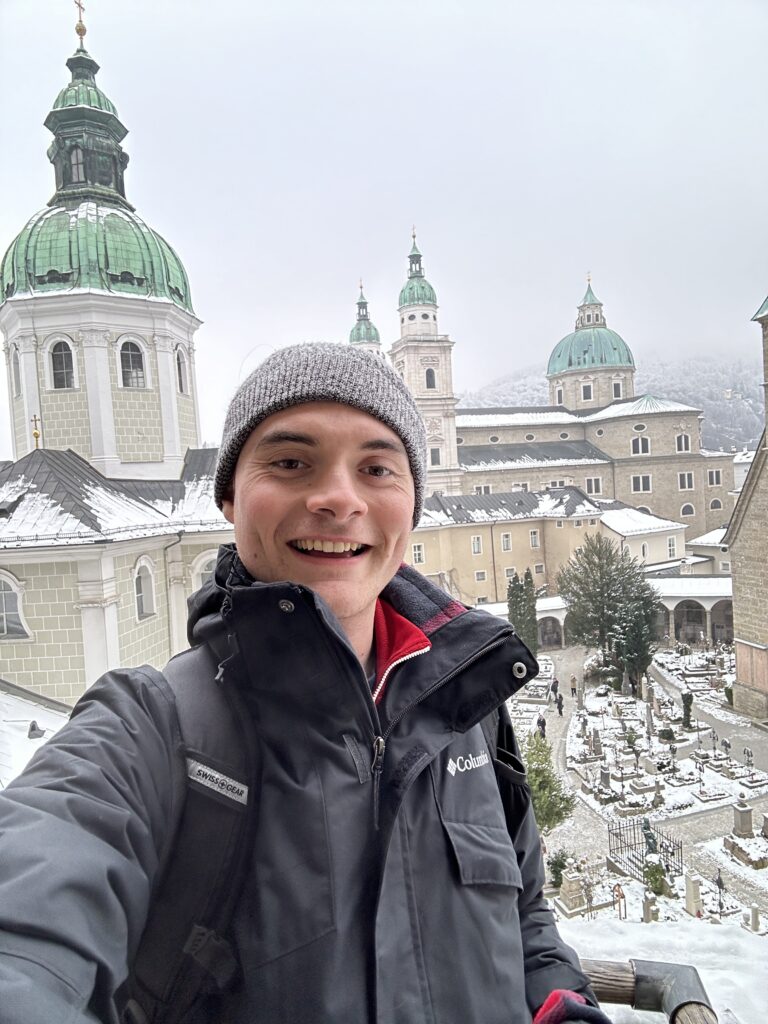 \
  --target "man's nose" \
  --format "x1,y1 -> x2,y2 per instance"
305,466 -> 368,519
